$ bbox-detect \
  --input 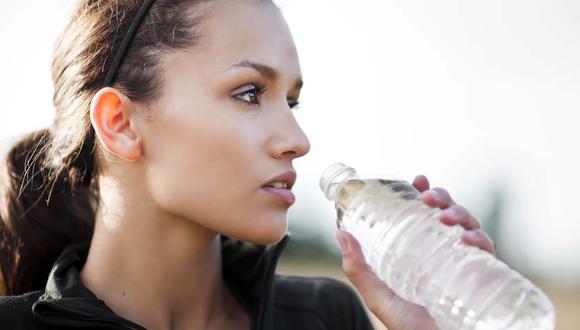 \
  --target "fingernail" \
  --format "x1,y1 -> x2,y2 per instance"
464,230 -> 479,240
449,208 -> 461,220
335,229 -> 350,253
429,190 -> 441,200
